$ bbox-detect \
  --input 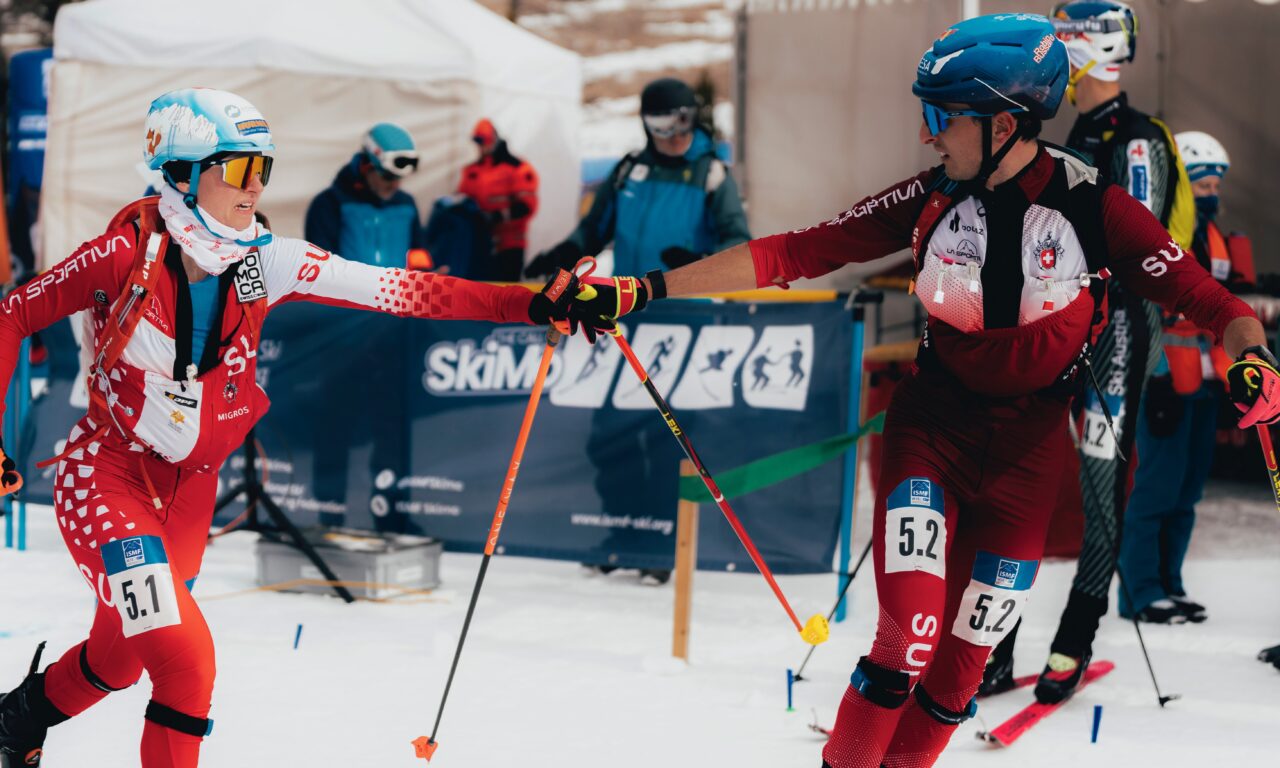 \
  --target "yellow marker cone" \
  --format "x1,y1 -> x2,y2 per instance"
800,614 -> 830,645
